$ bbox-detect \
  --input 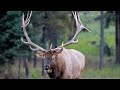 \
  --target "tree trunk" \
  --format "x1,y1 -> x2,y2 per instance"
18,59 -> 21,79
50,27 -> 57,48
99,11 -> 104,69
24,58 -> 30,79
8,62 -> 14,79
115,11 -> 120,64
33,51 -> 37,68
41,26 -> 46,78
0,67 -> 4,79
